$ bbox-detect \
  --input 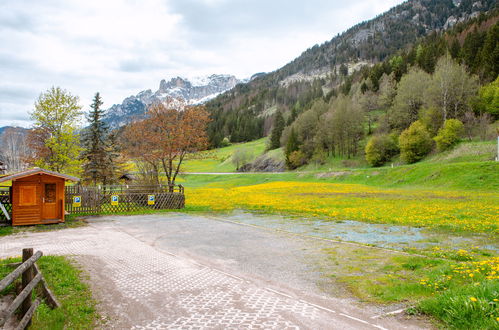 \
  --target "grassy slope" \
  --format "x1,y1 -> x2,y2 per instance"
180,139 -> 499,191
180,161 -> 499,192
182,138 -> 268,172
